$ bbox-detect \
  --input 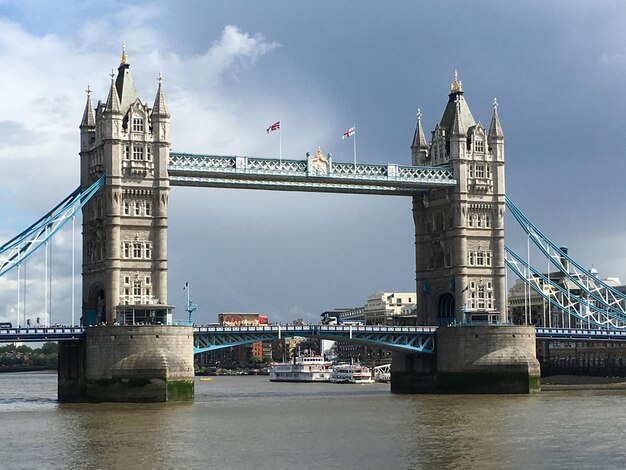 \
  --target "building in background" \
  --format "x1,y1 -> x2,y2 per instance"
320,292 -> 416,363
218,313 -> 268,326
196,312 -> 271,368
364,292 -> 416,325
